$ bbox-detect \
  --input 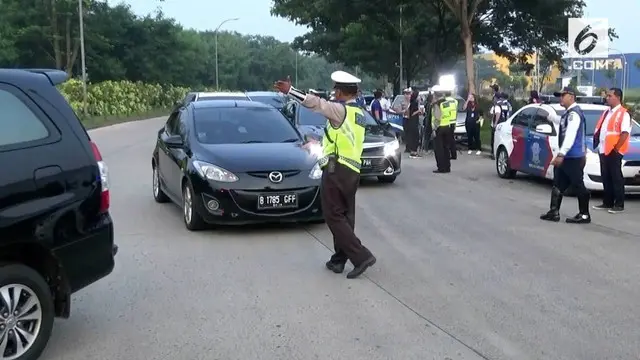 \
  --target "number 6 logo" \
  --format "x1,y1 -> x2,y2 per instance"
574,25 -> 598,56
